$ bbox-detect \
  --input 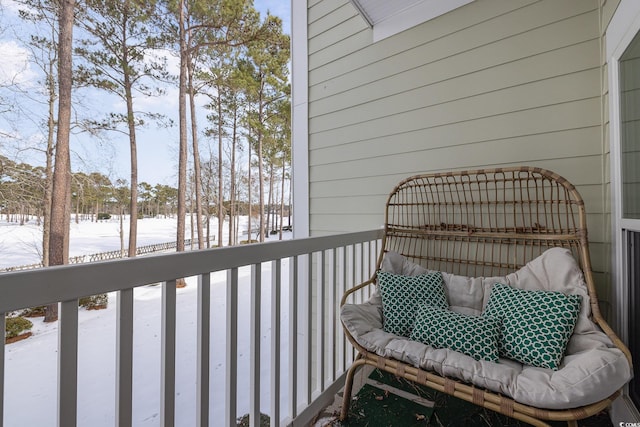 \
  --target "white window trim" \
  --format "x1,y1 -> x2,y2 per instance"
608,0 -> 640,334
372,0 -> 474,42
607,0 -> 640,423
